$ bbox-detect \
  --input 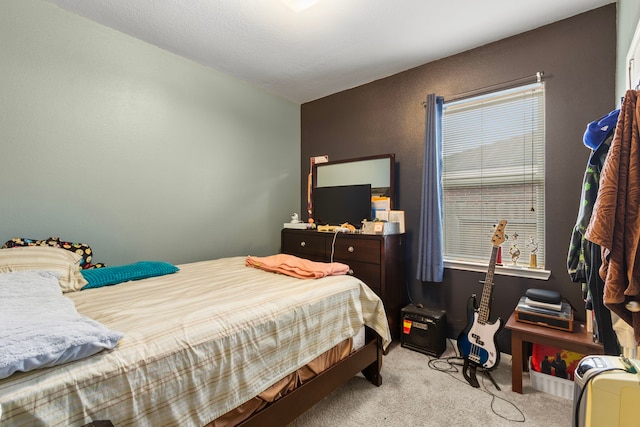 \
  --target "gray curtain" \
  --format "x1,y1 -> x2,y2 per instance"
416,93 -> 444,282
